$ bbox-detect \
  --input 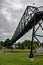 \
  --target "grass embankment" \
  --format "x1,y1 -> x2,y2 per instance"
0,49 -> 43,65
